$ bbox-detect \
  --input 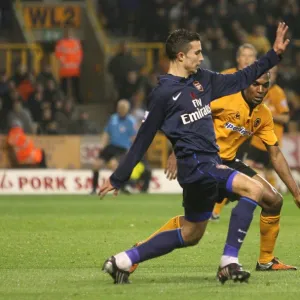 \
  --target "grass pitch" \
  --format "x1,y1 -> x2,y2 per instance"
0,194 -> 299,300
